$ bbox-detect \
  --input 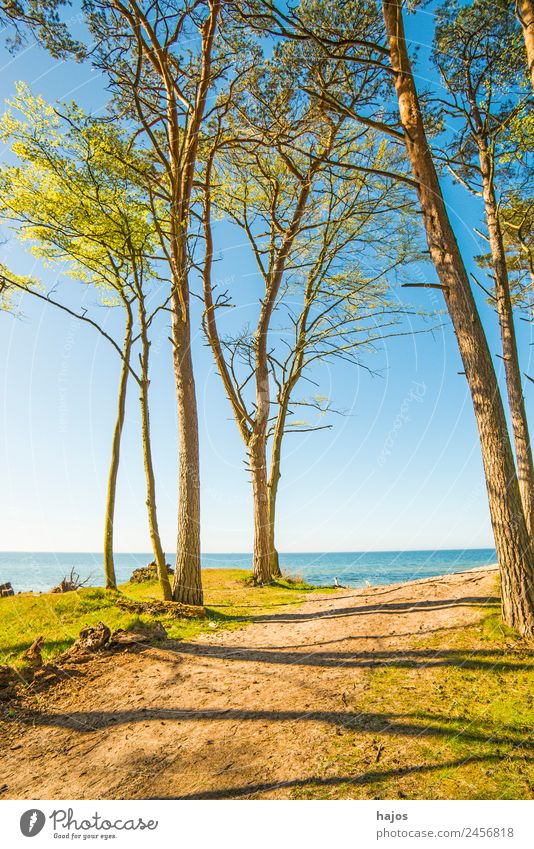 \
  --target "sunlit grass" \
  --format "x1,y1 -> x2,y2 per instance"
0,568 -> 334,665
292,601 -> 534,800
